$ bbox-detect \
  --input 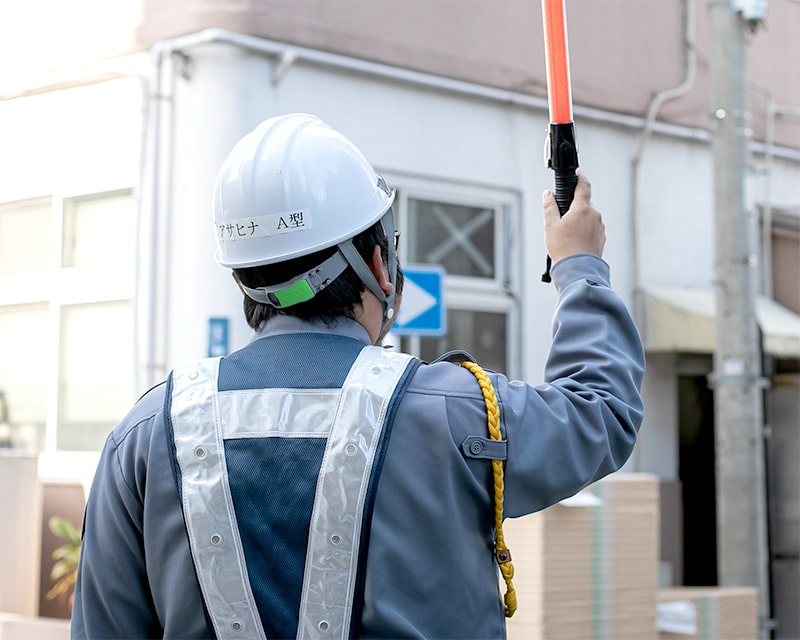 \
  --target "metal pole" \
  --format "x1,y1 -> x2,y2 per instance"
707,0 -> 770,635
